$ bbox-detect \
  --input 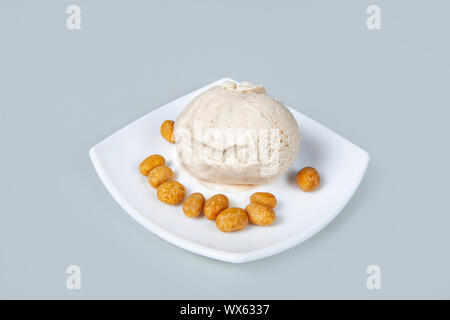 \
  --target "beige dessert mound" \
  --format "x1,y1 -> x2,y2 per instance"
174,81 -> 301,186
